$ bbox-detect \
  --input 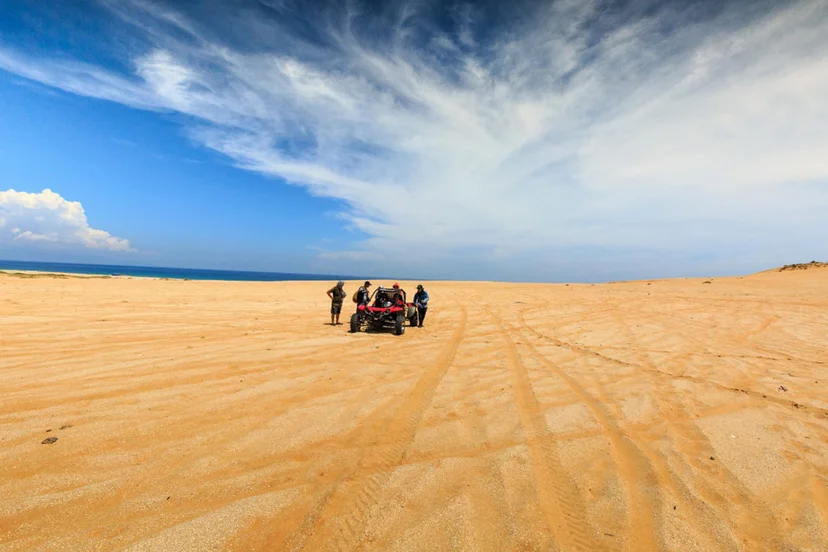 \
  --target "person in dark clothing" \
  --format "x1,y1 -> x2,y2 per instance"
326,281 -> 347,325
356,281 -> 372,309
413,284 -> 429,327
